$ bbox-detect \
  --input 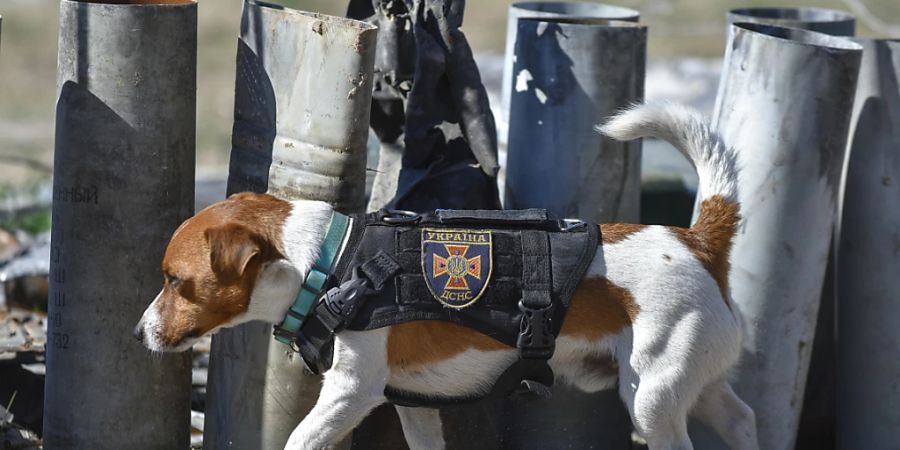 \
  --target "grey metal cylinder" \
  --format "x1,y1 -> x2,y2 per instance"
45,0 -> 196,448
501,17 -> 645,450
711,7 -> 855,129
692,10 -> 855,449
728,7 -> 855,36
499,2 -> 639,132
204,2 -> 376,450
836,38 -> 900,450
504,18 -> 645,223
709,23 -> 861,450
